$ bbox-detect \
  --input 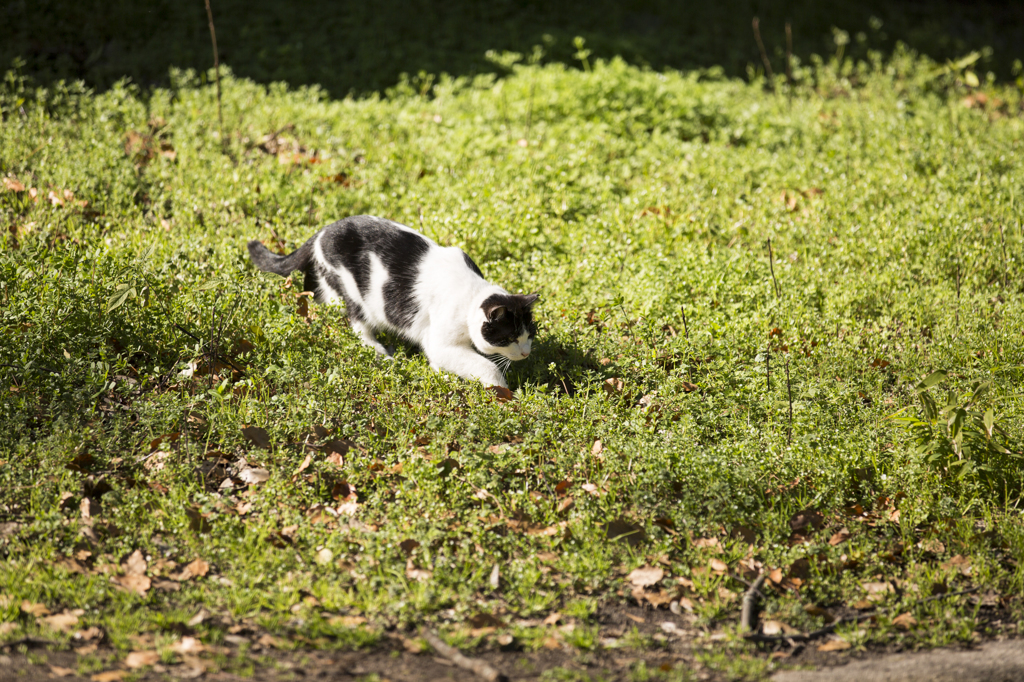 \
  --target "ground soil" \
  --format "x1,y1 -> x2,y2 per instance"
0,602 -> 1018,682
